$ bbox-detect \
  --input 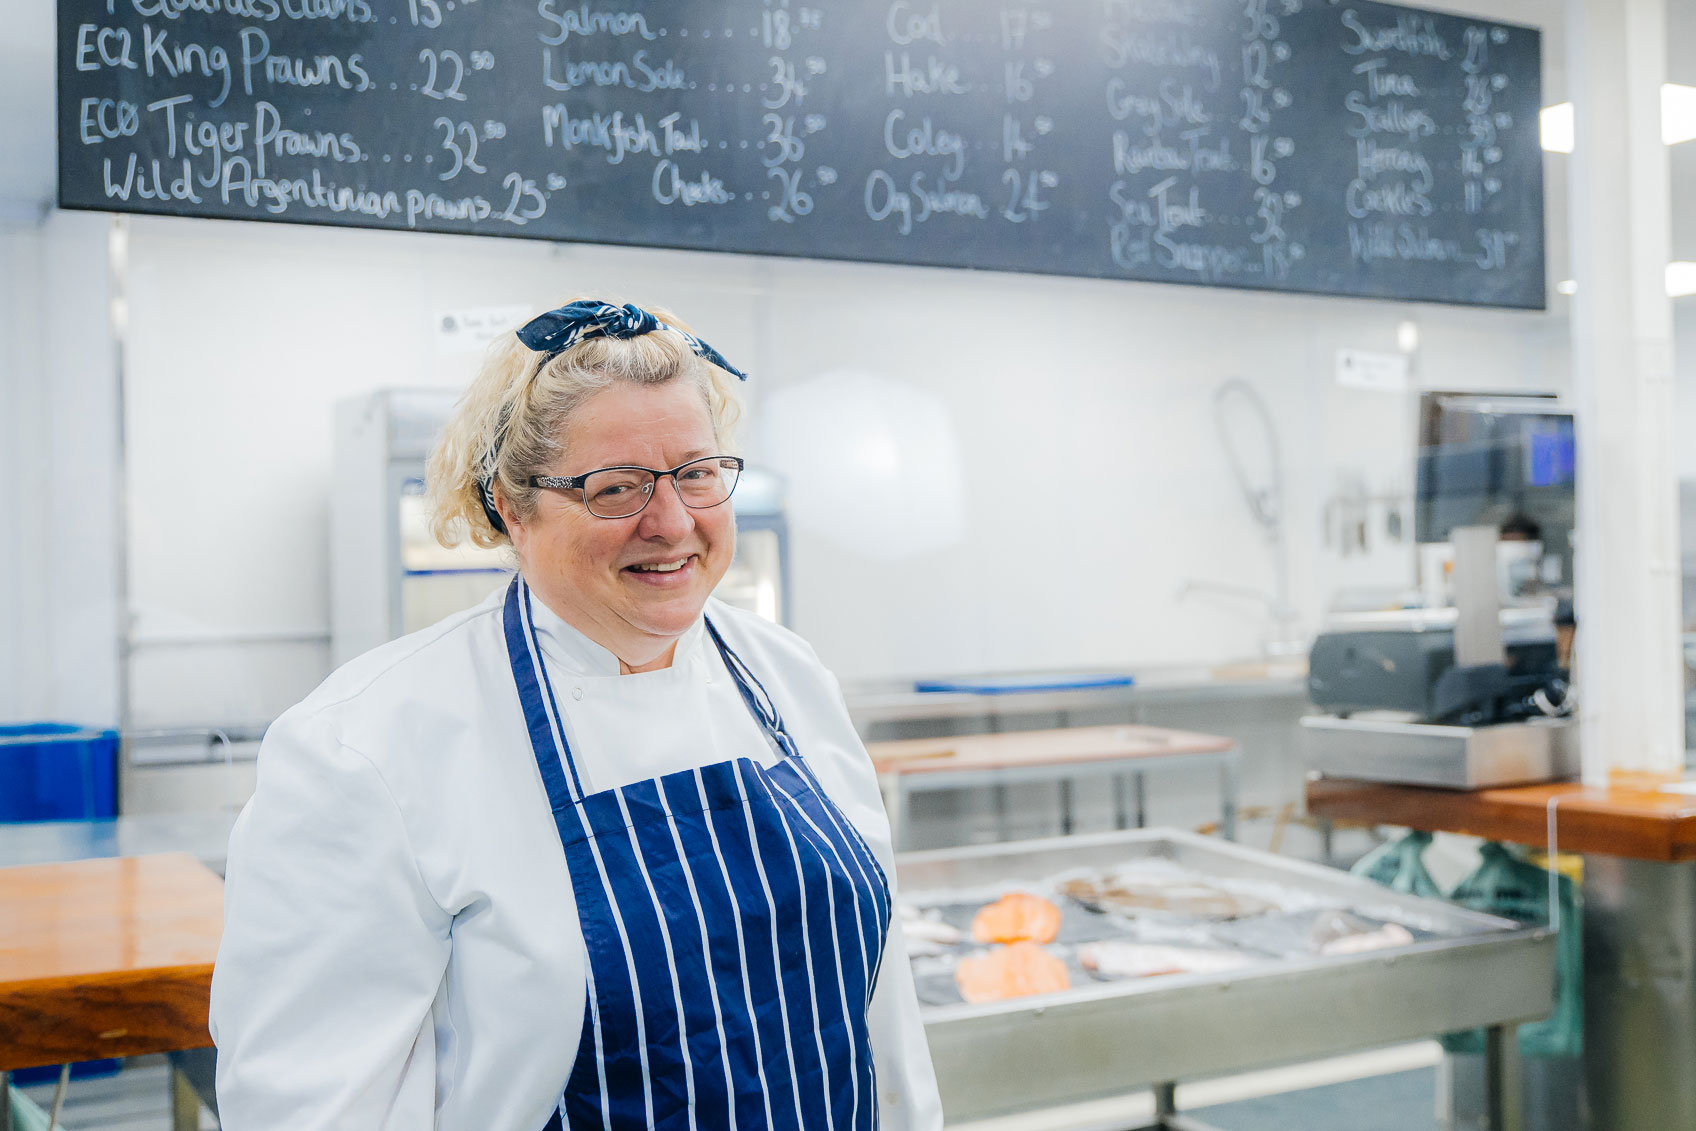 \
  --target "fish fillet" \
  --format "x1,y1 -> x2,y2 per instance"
955,942 -> 1072,1003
